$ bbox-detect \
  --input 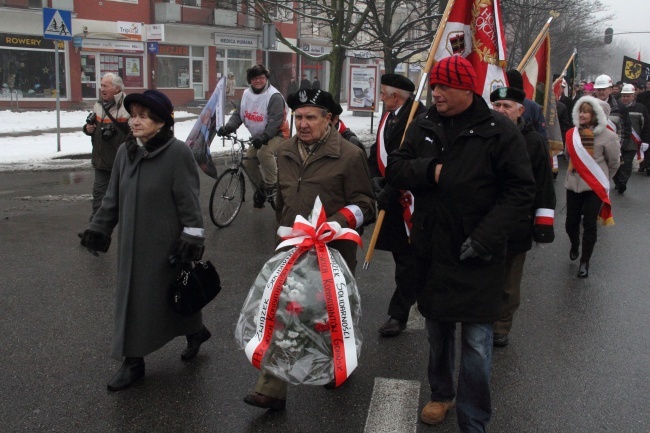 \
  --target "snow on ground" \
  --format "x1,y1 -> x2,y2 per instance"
0,106 -> 379,170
